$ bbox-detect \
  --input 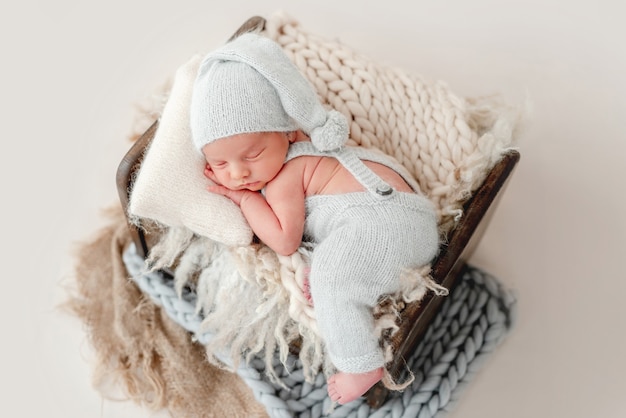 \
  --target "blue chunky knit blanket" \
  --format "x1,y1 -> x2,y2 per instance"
123,244 -> 515,418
